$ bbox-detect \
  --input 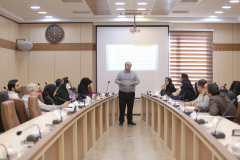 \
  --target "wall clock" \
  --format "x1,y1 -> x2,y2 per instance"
45,24 -> 64,43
